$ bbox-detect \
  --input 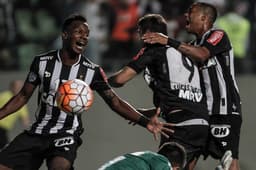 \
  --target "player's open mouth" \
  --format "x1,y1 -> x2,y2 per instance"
76,41 -> 86,49
186,19 -> 190,26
